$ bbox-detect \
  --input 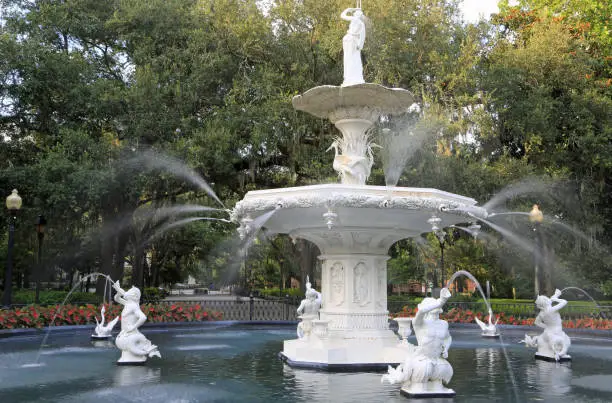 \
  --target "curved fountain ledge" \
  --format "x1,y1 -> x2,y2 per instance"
292,84 -> 414,121
232,184 -> 487,241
